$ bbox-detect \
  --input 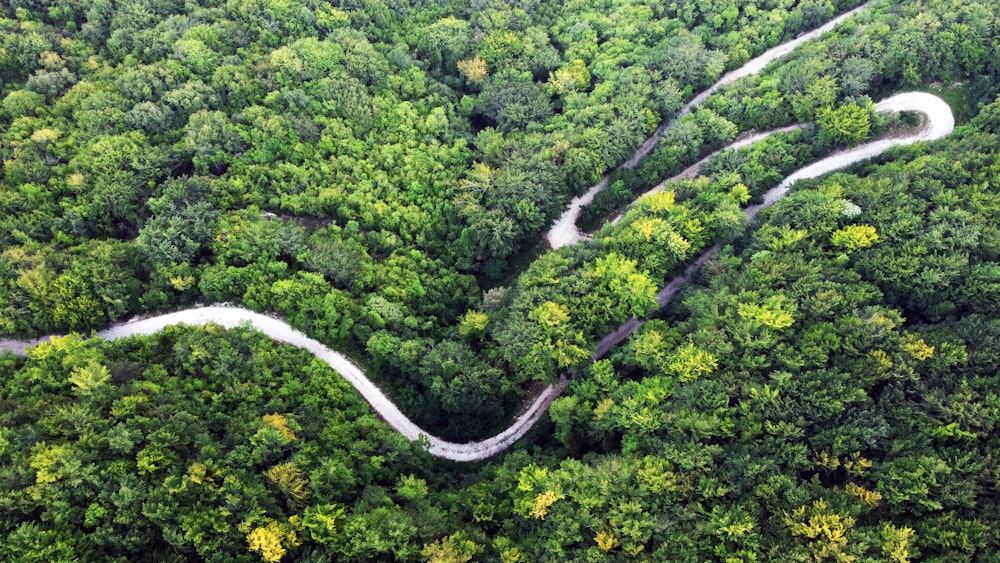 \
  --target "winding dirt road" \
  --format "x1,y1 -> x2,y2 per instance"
0,92 -> 956,462
595,91 -> 956,360
552,91 -> 954,248
0,307 -> 570,463
0,8 -> 958,462
749,92 -> 954,217
546,3 -> 871,249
